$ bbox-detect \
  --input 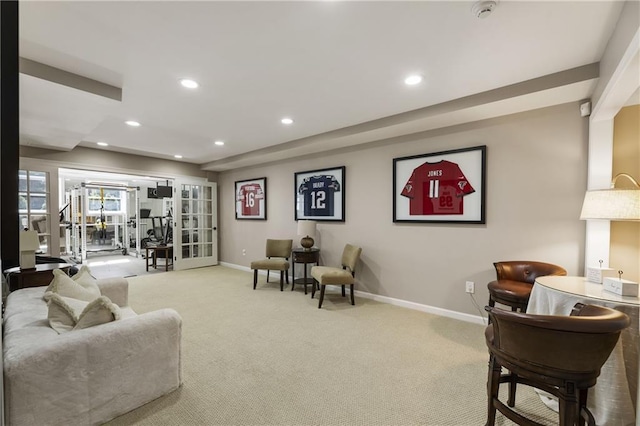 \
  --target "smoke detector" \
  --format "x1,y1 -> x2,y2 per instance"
472,1 -> 497,19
